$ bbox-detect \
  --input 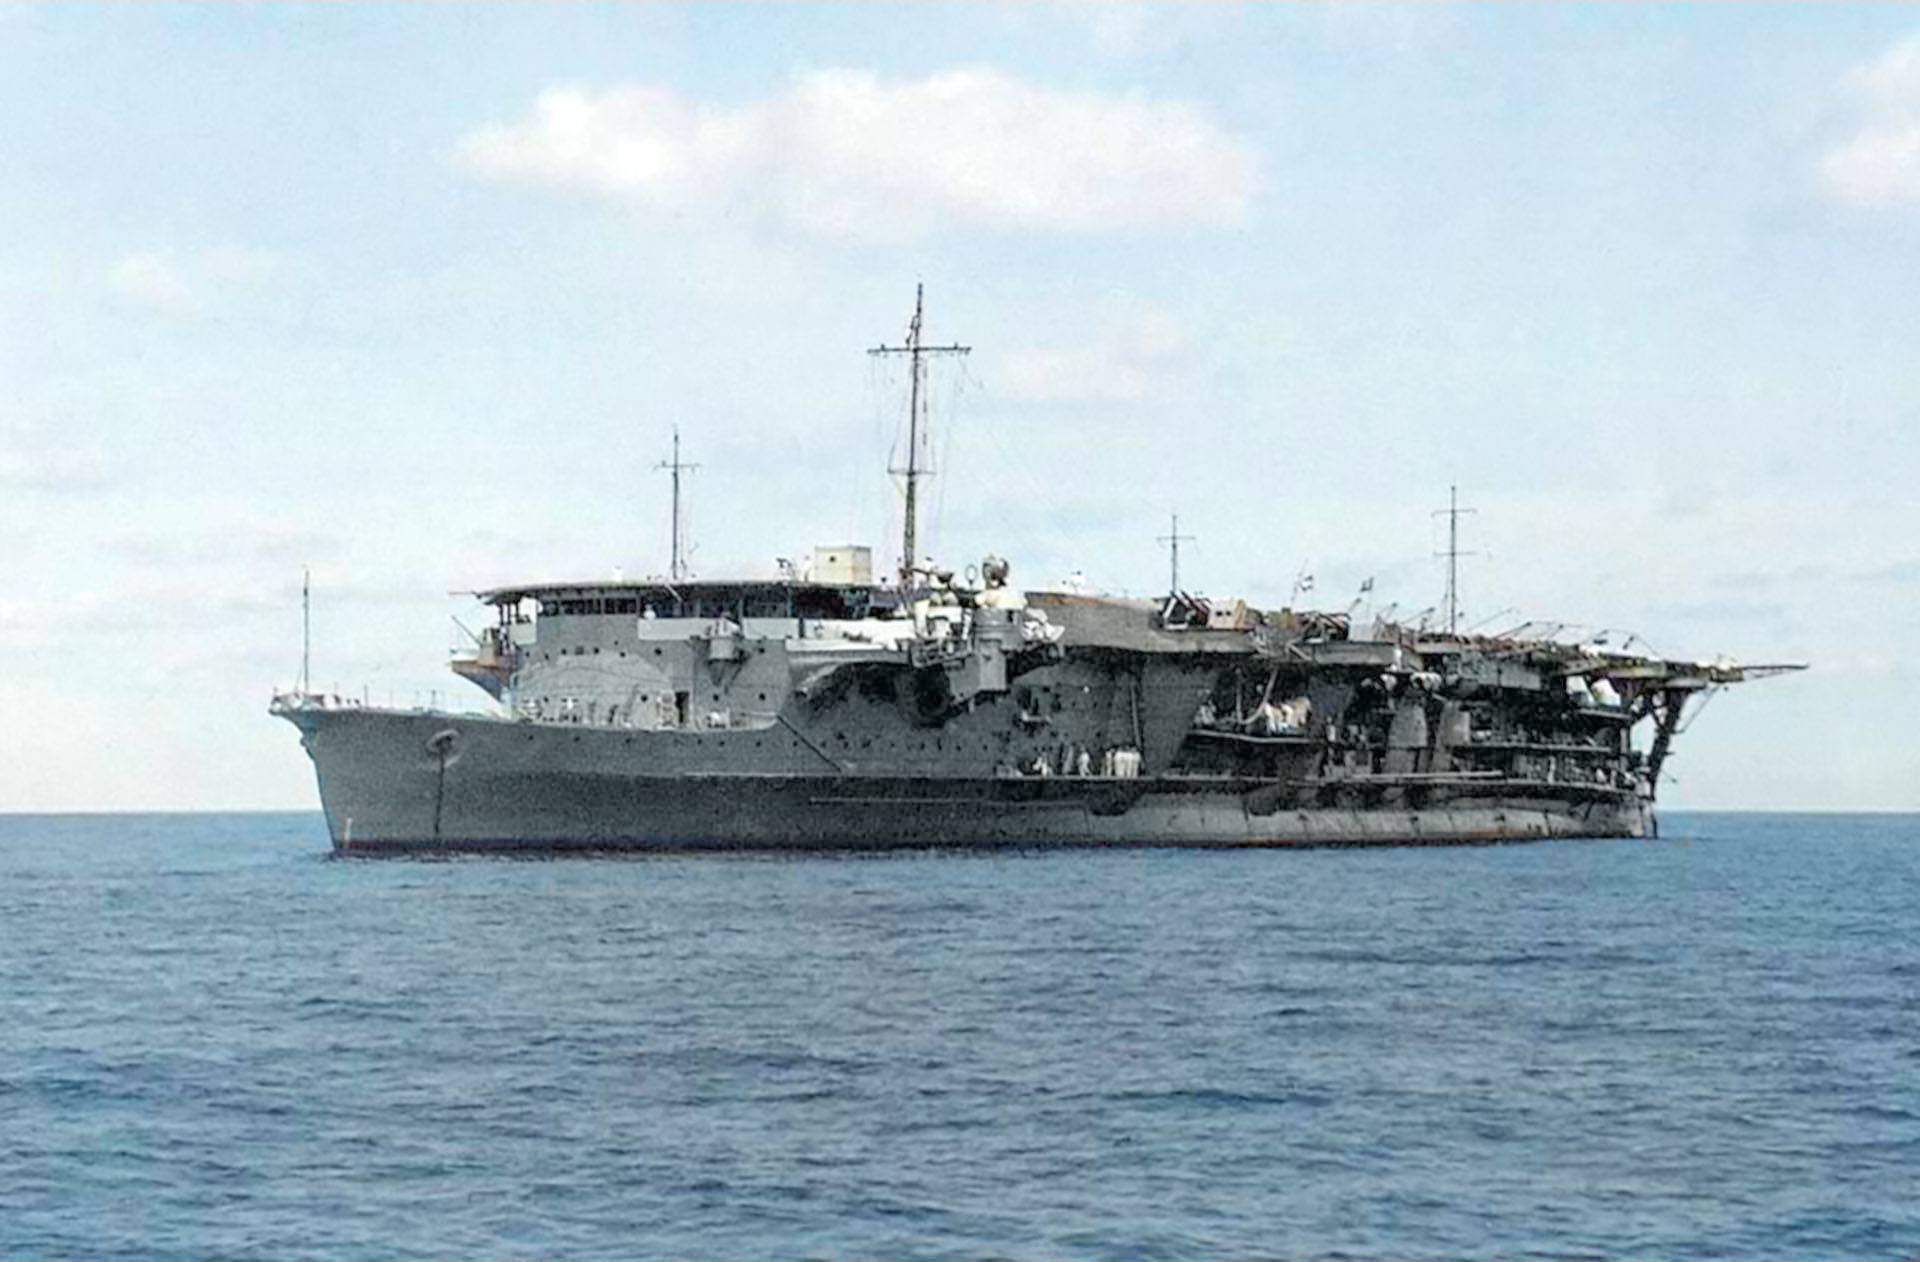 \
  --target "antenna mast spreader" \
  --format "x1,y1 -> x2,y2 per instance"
1433,484 -> 1479,635
1157,512 -> 1195,594
655,426 -> 700,582
869,284 -> 970,584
